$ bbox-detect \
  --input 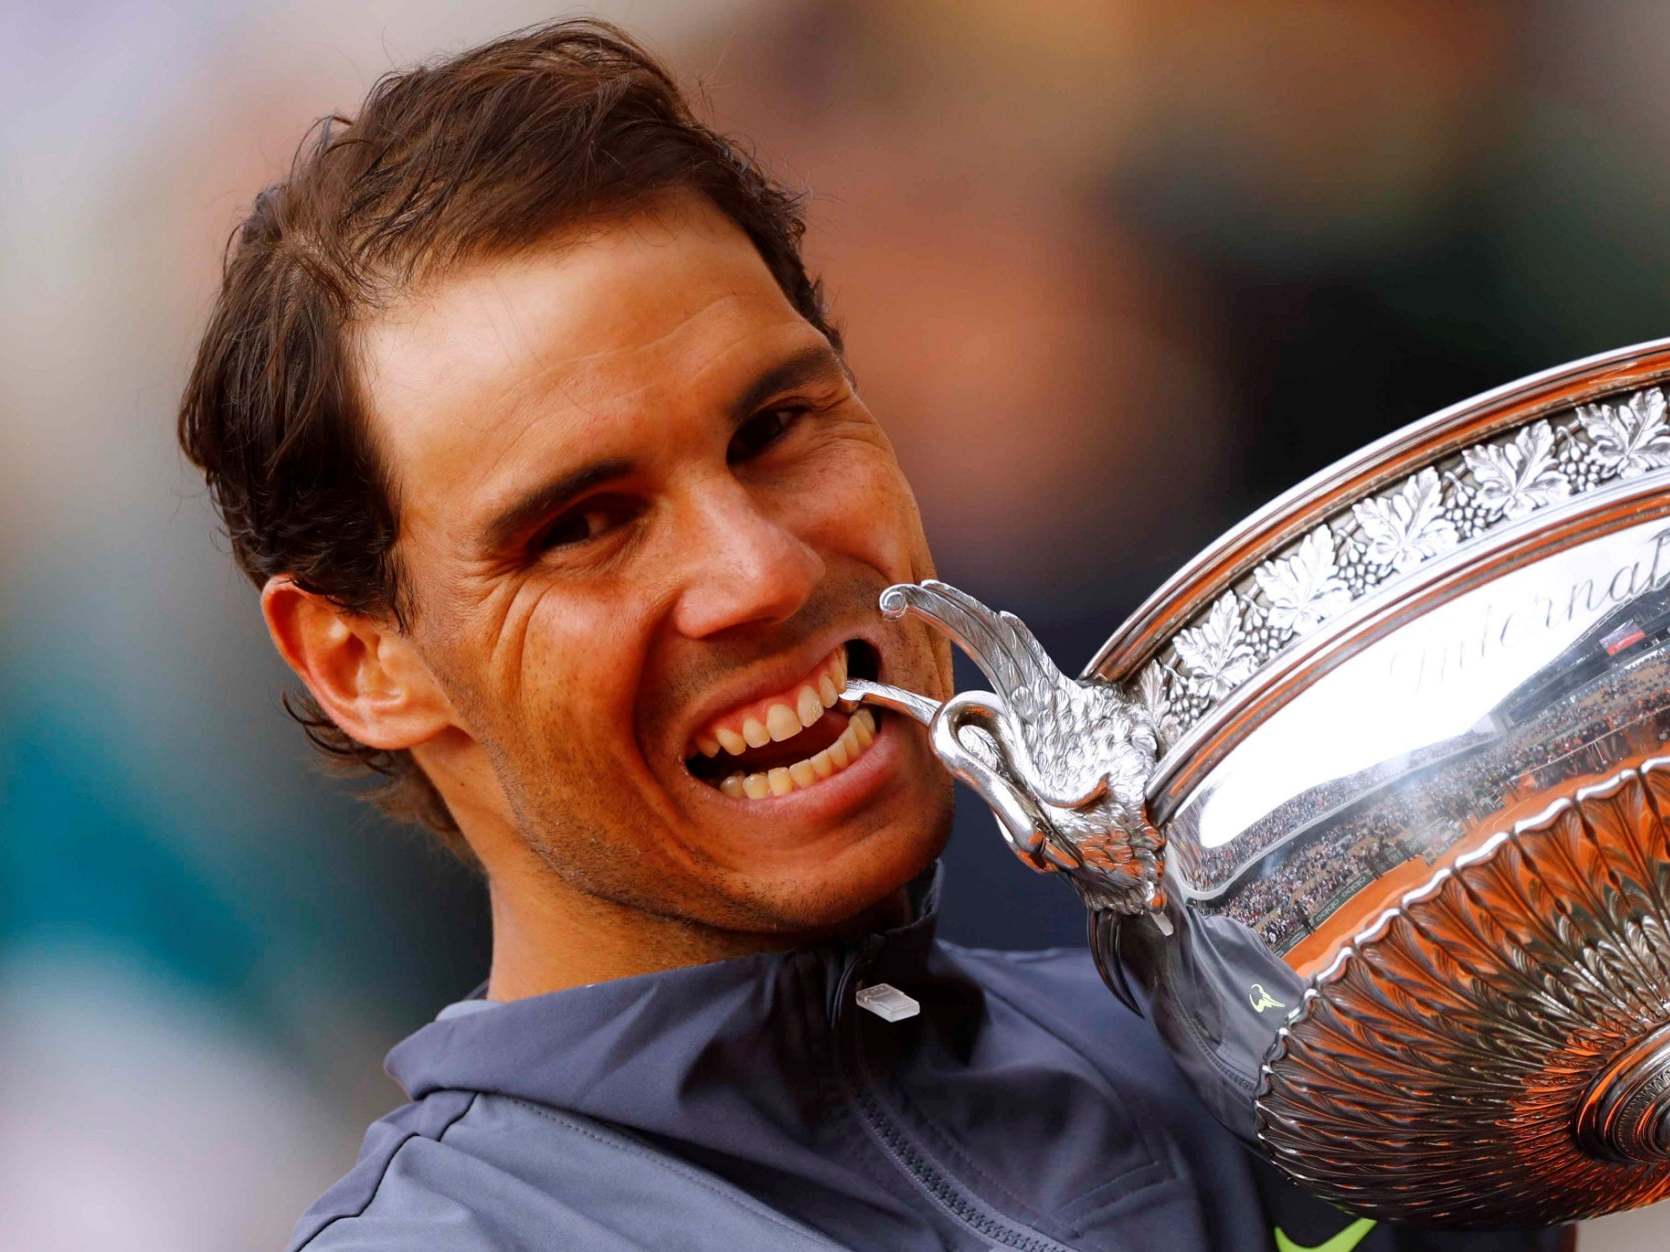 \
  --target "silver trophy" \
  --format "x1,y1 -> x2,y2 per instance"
848,339 -> 1670,1227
